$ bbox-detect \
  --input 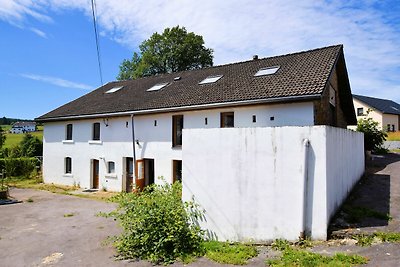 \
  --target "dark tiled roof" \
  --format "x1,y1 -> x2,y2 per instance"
12,121 -> 36,127
353,94 -> 400,115
37,45 -> 343,121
